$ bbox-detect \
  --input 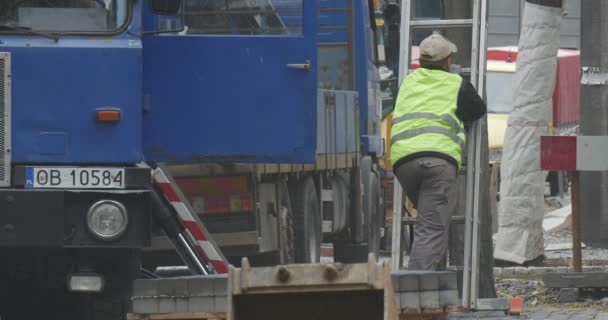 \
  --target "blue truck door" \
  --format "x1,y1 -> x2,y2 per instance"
143,1 -> 318,163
